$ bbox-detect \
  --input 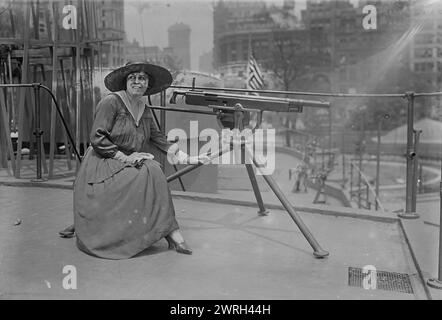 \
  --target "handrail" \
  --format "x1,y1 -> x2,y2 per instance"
0,83 -> 81,162
0,83 -> 81,181
350,161 -> 385,212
